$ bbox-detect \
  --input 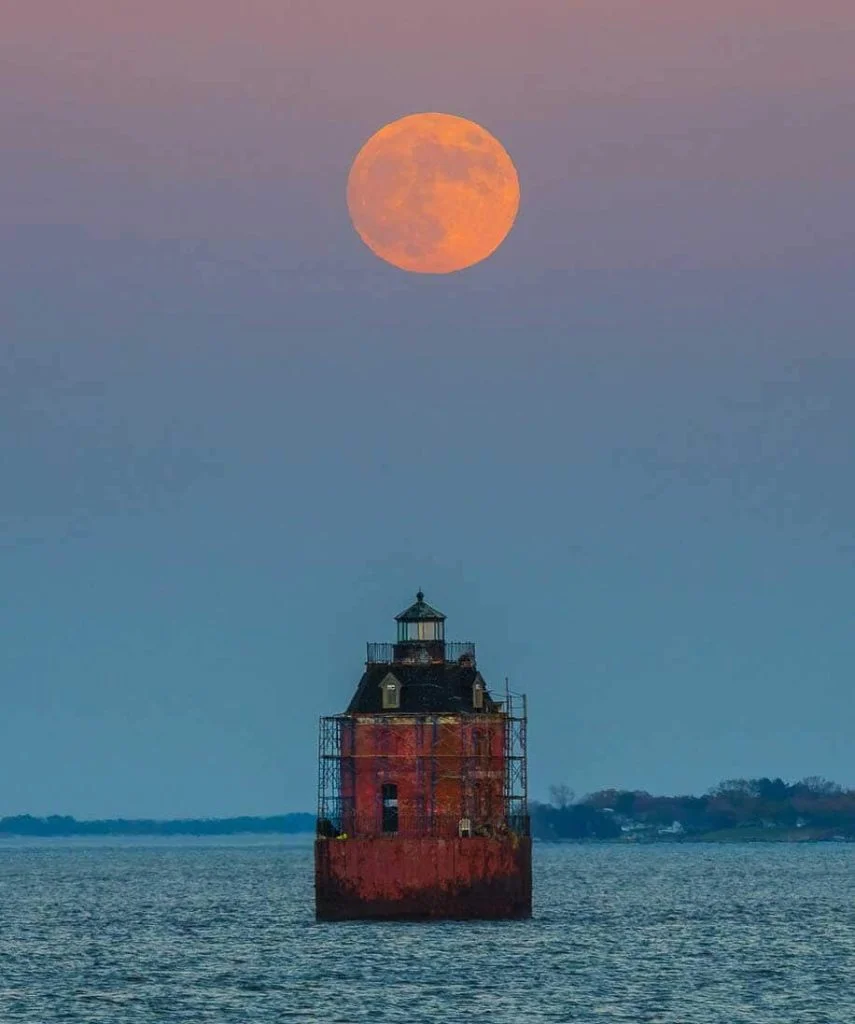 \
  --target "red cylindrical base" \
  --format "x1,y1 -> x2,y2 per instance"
315,835 -> 532,921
